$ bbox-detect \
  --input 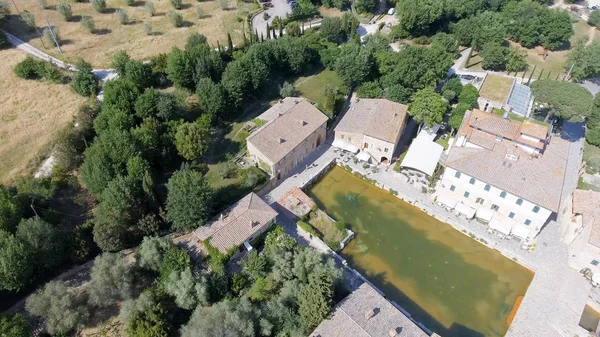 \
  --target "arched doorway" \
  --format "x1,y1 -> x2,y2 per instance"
380,157 -> 389,164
